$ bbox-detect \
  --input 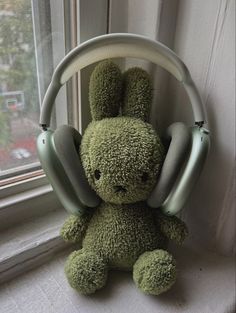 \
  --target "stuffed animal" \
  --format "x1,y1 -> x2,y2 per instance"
60,60 -> 188,295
